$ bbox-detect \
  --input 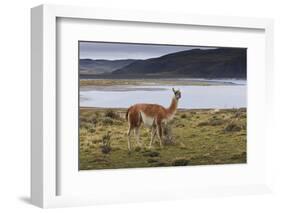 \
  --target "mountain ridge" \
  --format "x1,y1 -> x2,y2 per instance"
79,58 -> 137,75
80,48 -> 247,79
